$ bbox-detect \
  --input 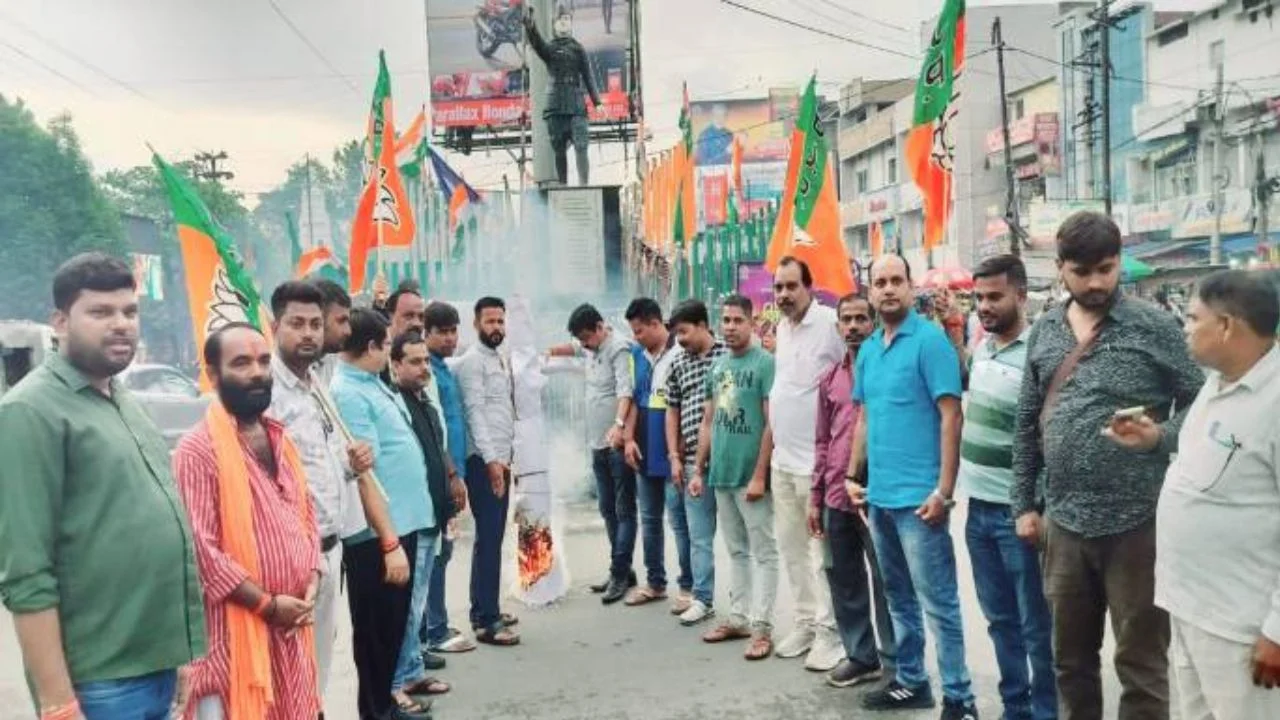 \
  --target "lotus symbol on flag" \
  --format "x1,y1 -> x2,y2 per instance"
931,93 -> 961,173
373,168 -> 402,230
205,266 -> 254,336
791,223 -> 818,248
